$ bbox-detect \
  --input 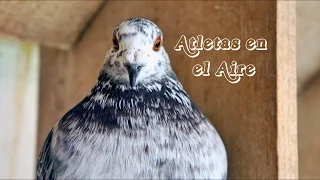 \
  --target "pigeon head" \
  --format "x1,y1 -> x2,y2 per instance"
100,18 -> 173,88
